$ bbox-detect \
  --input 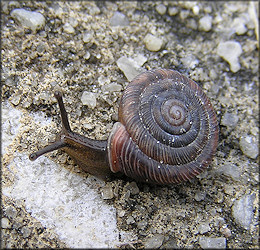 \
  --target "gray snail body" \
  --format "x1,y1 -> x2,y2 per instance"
29,69 -> 219,185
